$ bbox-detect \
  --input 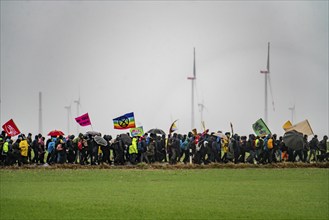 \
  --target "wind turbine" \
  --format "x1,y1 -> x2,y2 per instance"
187,47 -> 196,130
260,42 -> 275,125
198,99 -> 208,130
74,93 -> 81,134
64,105 -> 71,135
